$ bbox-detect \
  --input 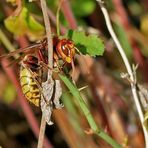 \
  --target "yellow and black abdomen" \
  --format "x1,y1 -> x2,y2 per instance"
20,66 -> 40,107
